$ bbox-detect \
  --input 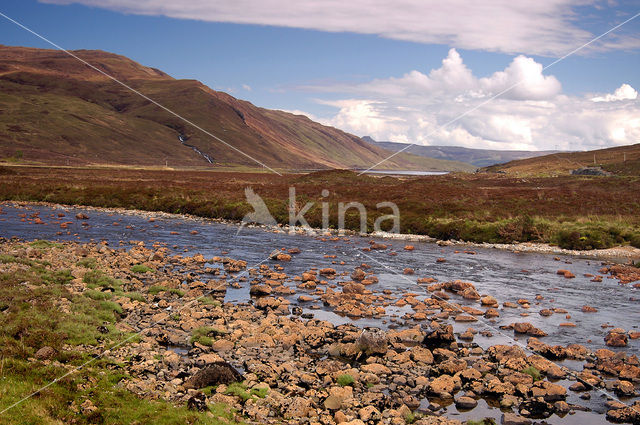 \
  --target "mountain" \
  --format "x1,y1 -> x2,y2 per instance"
0,45 -> 474,172
480,143 -> 640,176
362,136 -> 561,167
